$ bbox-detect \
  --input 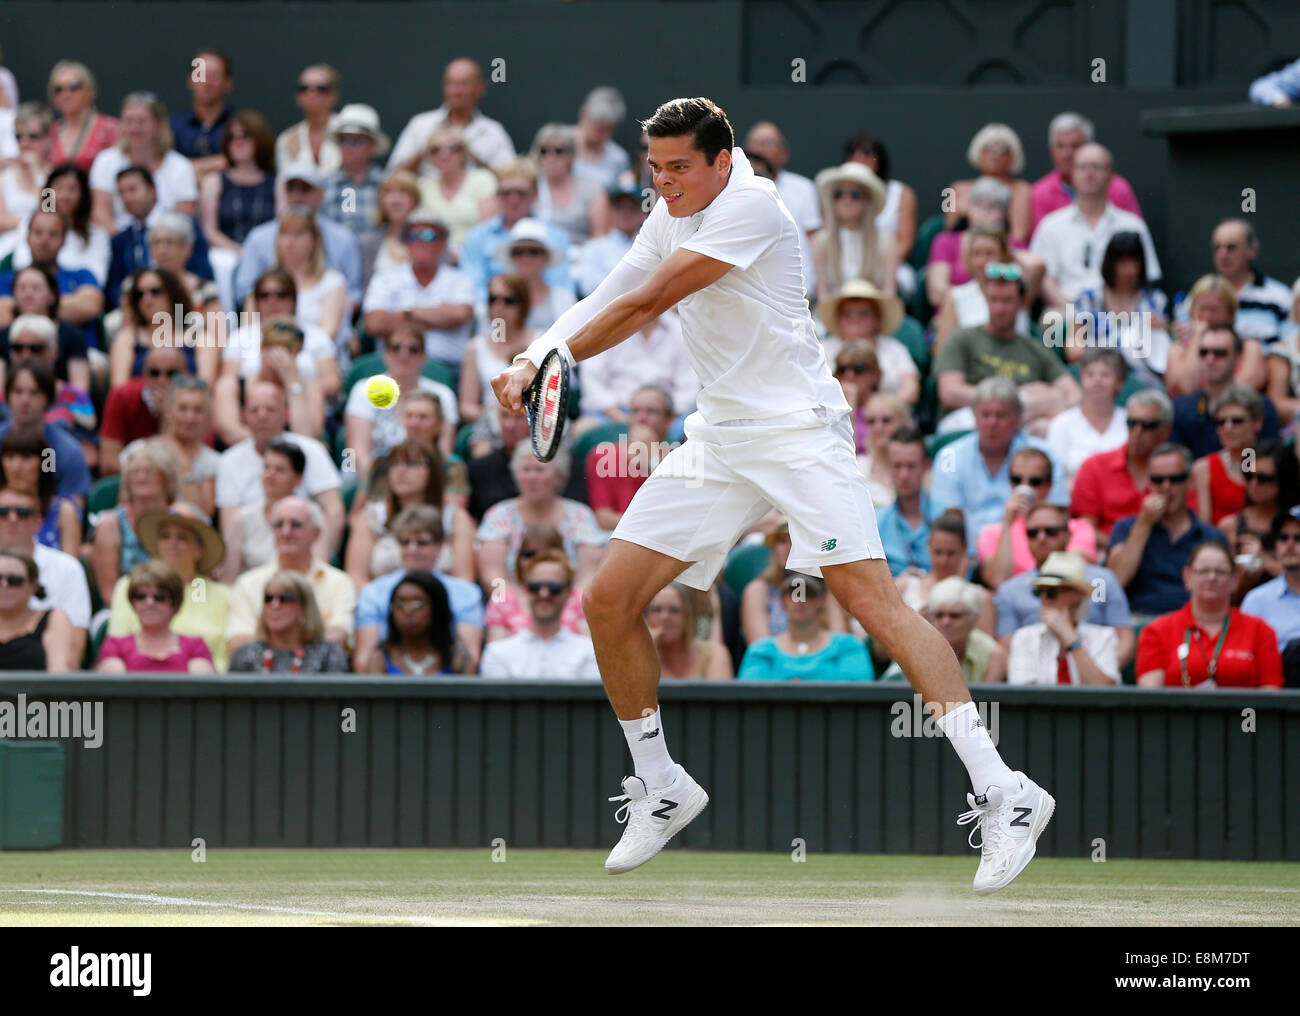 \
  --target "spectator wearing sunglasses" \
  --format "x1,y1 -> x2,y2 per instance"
530,123 -> 610,247
406,125 -> 498,257
934,268 -> 1080,434
1136,540 -> 1281,689
1,314 -> 95,454
977,448 -> 1095,589
1191,385 -> 1266,527
0,548 -> 77,673
97,559 -> 214,674
1044,347 -> 1129,491
993,503 -> 1133,669
0,429 -> 82,555
0,265 -> 90,394
108,267 -> 200,388
1071,388 -> 1174,544
1171,324 -> 1282,460
274,65 -> 341,185
225,495 -> 355,654
1107,444 -> 1227,619
320,104 -> 390,241
1029,143 -> 1159,309
0,211 -> 102,352
46,61 -> 118,173
480,549 -> 599,679
832,341 -> 882,455
1241,507 -> 1300,653
492,217 -> 576,332
369,569 -> 463,675
229,570 -> 349,674
100,345 -> 192,475
811,161 -> 892,305
1216,443 -> 1295,604
361,207 -> 475,376
0,358 -> 91,502
0,485 -> 91,661
1006,552 -> 1119,686
458,273 -> 533,431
